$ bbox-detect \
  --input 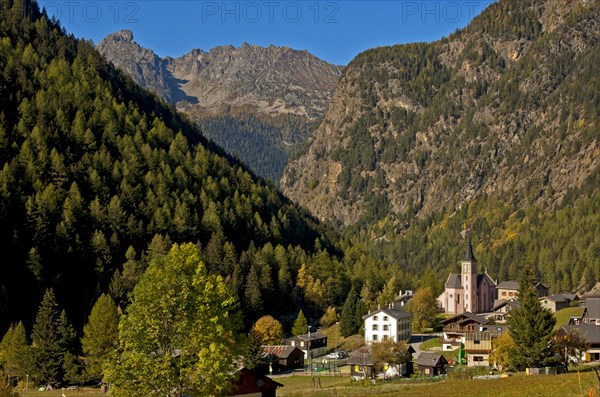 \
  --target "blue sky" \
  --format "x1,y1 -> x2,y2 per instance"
38,0 -> 494,65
